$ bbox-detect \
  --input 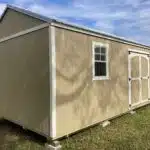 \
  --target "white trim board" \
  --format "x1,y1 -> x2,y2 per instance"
131,99 -> 150,107
128,49 -> 150,55
49,25 -> 56,138
0,23 -> 49,43
128,53 -> 131,107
